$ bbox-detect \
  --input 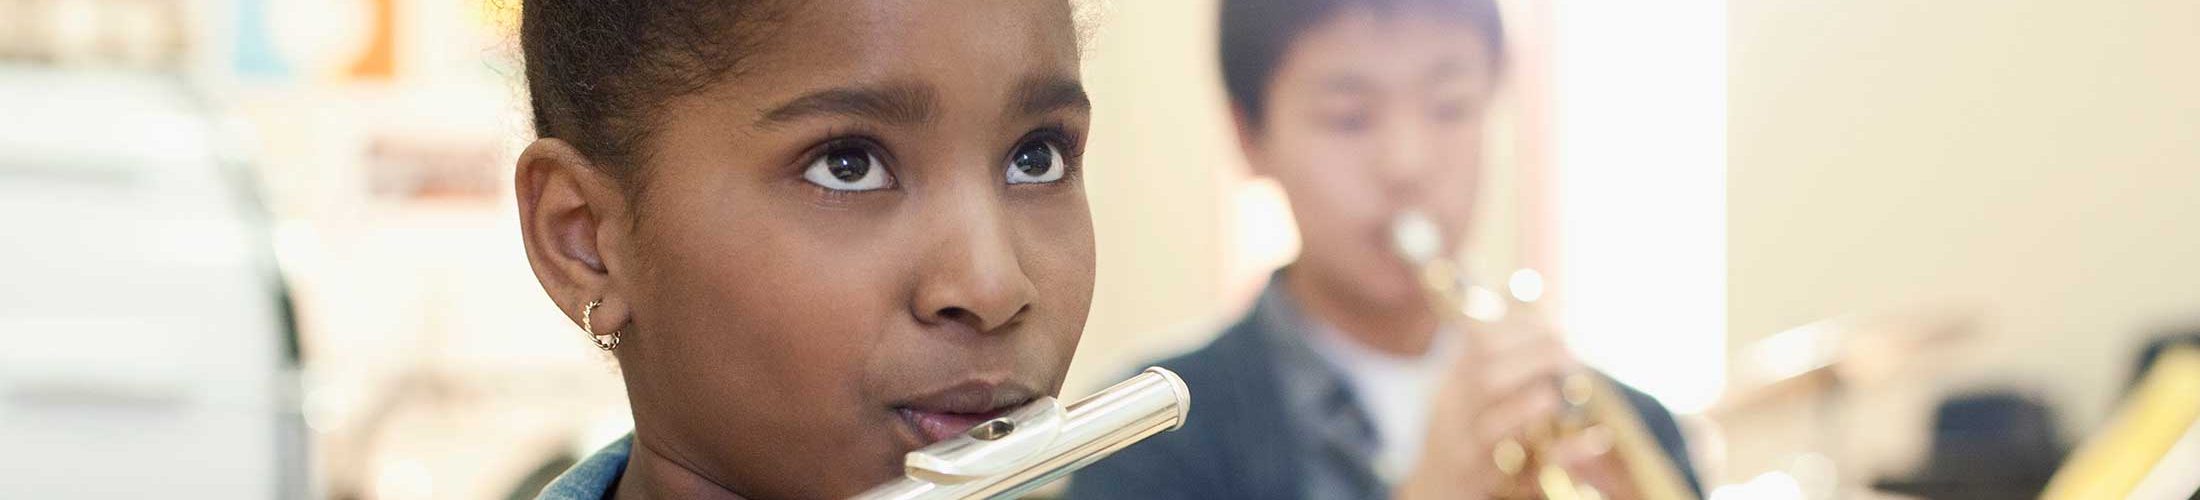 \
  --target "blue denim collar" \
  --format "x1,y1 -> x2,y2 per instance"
536,434 -> 632,500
